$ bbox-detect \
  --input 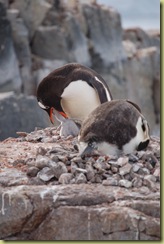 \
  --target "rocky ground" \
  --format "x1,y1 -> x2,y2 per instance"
0,127 -> 160,240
